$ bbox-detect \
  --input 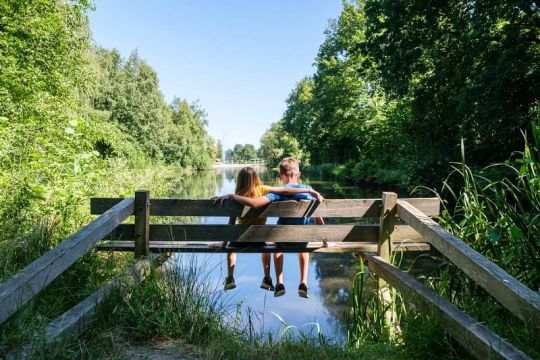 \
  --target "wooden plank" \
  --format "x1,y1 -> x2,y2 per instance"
106,224 -> 424,243
362,253 -> 532,360
134,190 -> 150,258
95,241 -> 430,253
0,198 -> 134,325
397,200 -> 540,335
44,254 -> 160,343
91,198 -> 440,218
